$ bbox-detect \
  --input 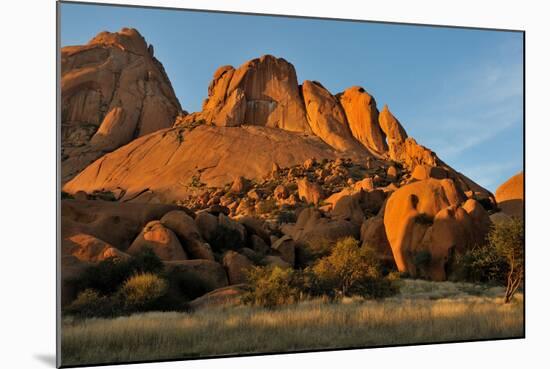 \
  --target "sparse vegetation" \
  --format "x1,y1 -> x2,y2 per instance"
242,266 -> 301,308
71,248 -> 164,296
61,279 -> 523,366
